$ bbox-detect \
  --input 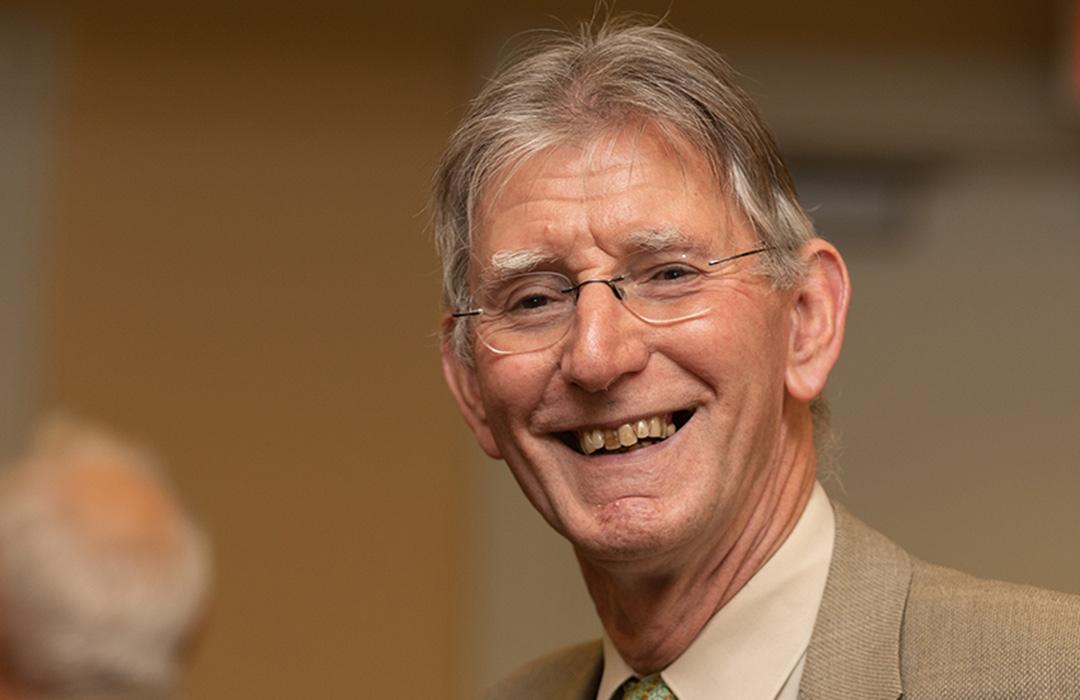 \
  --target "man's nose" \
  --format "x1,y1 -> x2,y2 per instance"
558,283 -> 649,393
